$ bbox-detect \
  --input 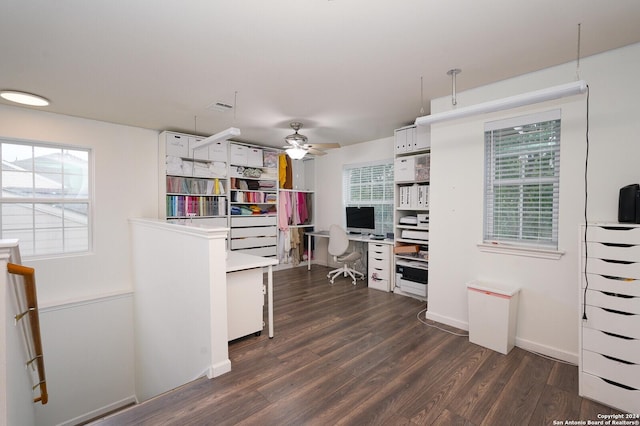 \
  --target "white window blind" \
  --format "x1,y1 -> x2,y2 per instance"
342,160 -> 394,235
484,110 -> 561,248
0,139 -> 92,257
